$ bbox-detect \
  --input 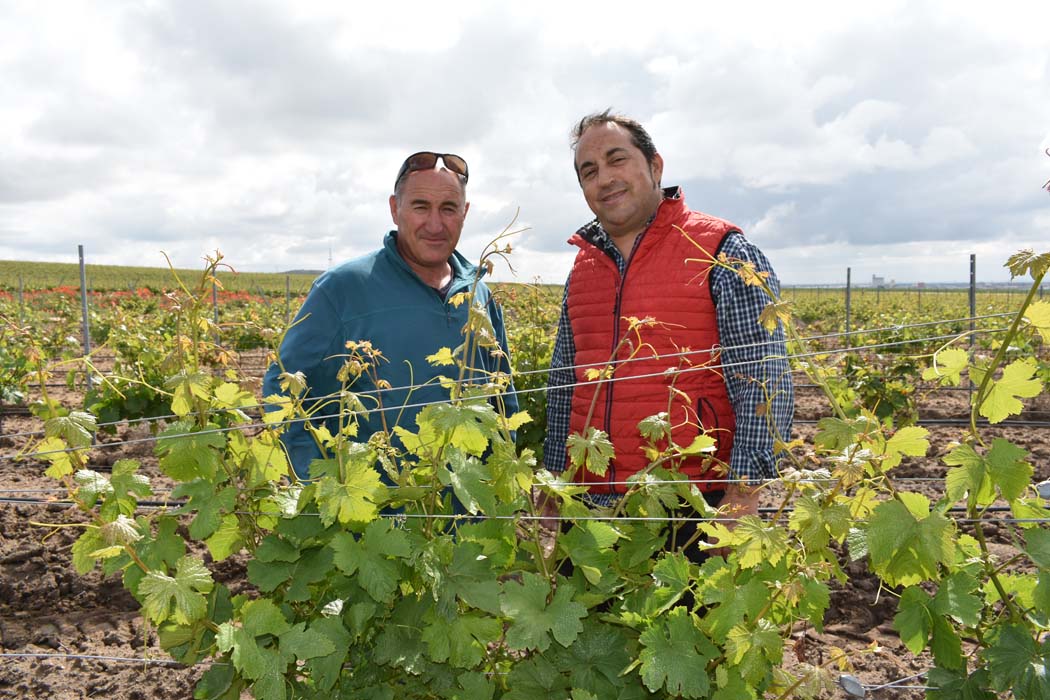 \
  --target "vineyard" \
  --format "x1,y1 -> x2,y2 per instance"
1,250 -> 1049,699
